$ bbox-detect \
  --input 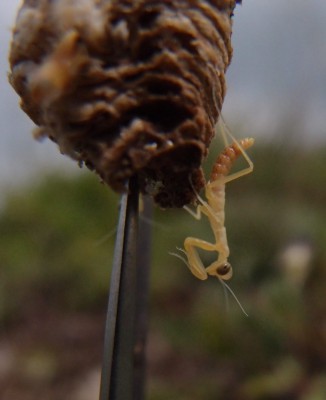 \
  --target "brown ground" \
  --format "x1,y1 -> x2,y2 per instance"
0,307 -> 104,400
